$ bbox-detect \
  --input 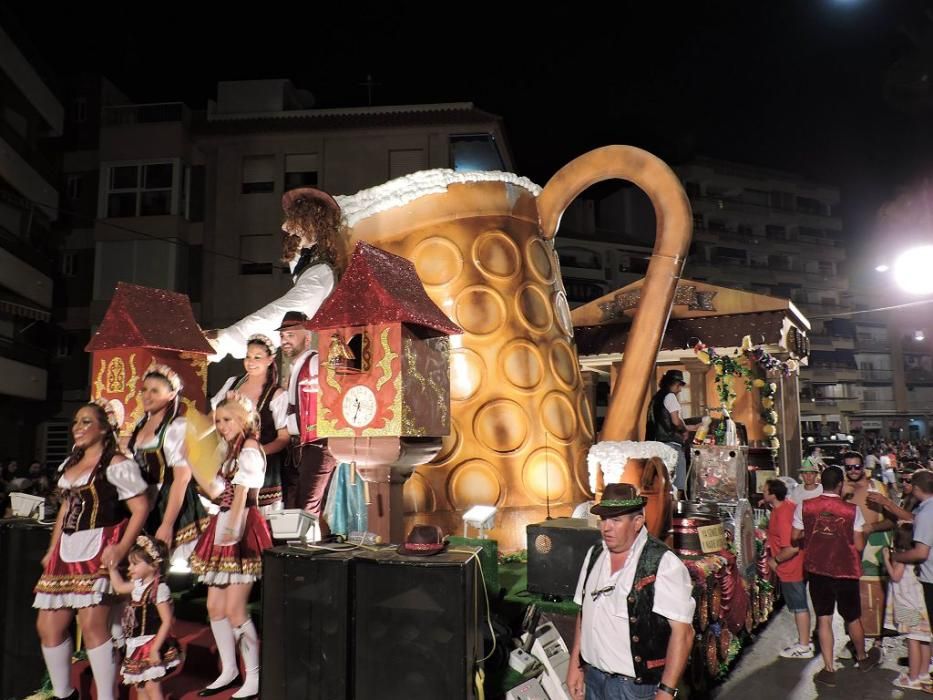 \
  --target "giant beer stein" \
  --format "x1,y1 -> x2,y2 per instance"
340,146 -> 692,551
